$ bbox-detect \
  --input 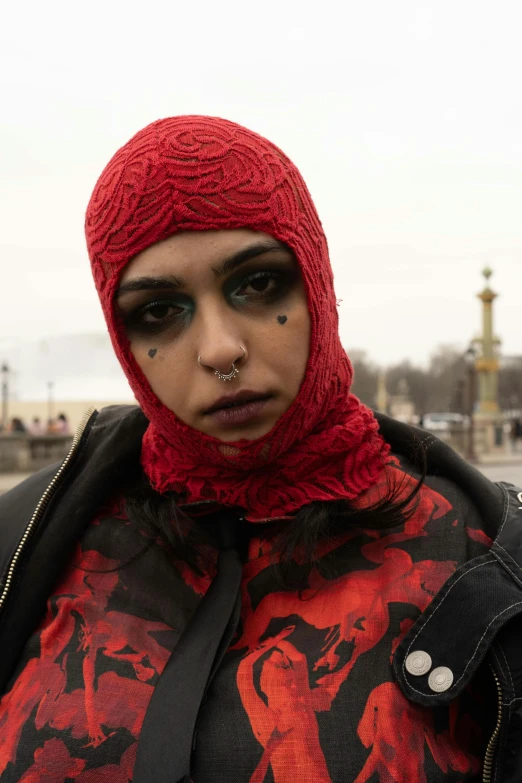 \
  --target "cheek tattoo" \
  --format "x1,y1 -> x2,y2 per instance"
277,315 -> 288,325
148,348 -> 158,358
